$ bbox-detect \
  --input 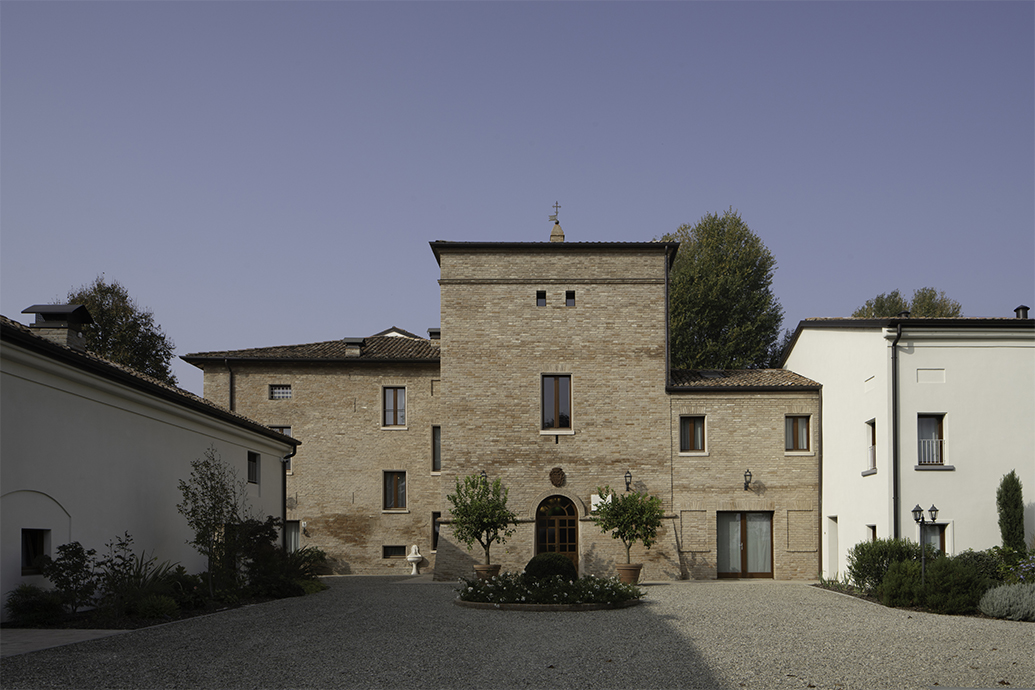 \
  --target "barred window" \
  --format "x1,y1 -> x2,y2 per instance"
269,385 -> 292,400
